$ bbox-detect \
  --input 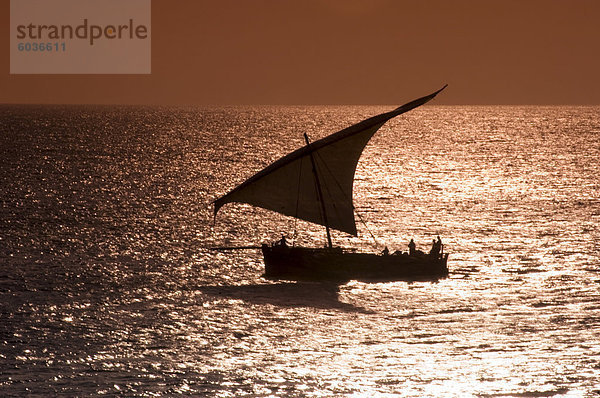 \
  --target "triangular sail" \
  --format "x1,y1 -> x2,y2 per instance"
214,85 -> 447,236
